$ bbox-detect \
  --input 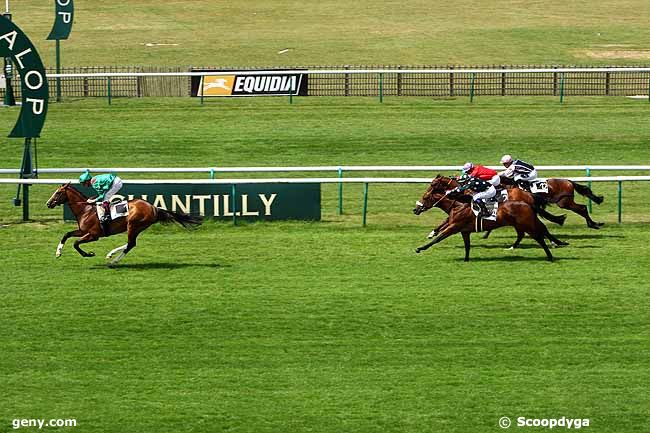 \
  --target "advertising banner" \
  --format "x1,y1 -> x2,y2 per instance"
191,70 -> 308,97
64,183 -> 321,221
